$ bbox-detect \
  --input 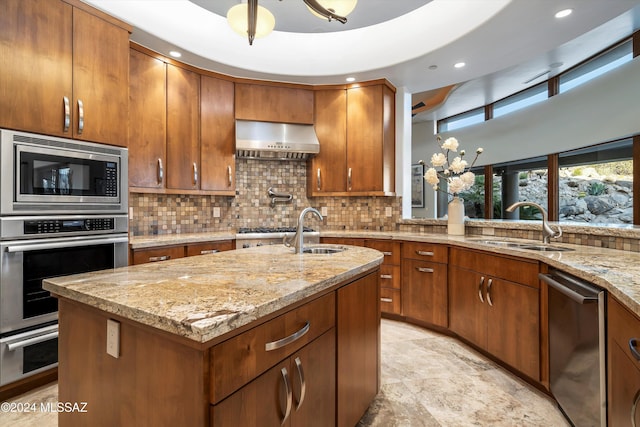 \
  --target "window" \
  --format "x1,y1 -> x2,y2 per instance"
438,107 -> 484,132
458,168 -> 486,218
558,139 -> 633,224
493,157 -> 548,219
493,83 -> 548,118
559,39 -> 633,93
